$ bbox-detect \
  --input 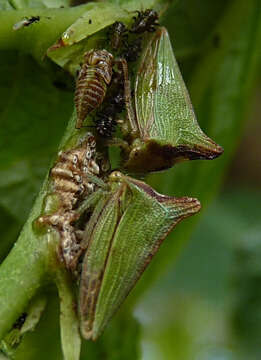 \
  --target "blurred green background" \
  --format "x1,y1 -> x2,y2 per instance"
137,115 -> 261,360
137,1 -> 261,359
0,0 -> 260,359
